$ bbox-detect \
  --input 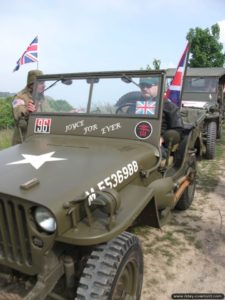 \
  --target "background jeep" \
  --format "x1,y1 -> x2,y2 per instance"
167,67 -> 225,159
0,70 -> 204,299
